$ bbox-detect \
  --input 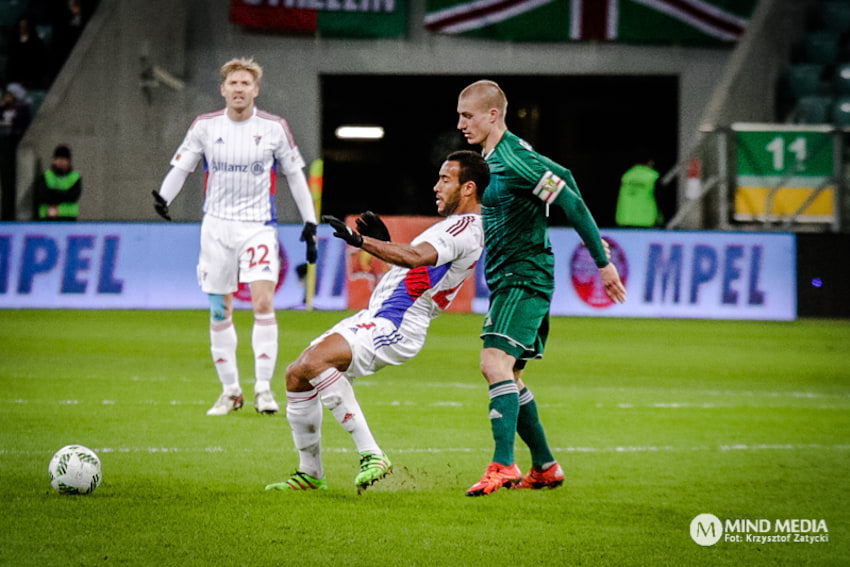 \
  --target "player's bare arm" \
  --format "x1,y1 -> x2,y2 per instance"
322,214 -> 438,269
361,237 -> 438,269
